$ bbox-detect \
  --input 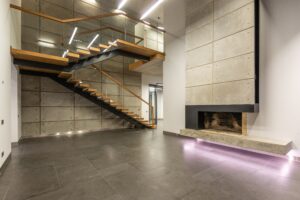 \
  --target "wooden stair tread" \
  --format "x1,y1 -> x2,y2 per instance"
77,49 -> 91,56
66,52 -> 80,61
115,39 -> 164,58
11,48 -> 69,66
99,44 -> 109,49
18,66 -> 61,74
83,88 -> 97,93
78,83 -> 90,88
58,72 -> 73,79
89,47 -> 101,53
